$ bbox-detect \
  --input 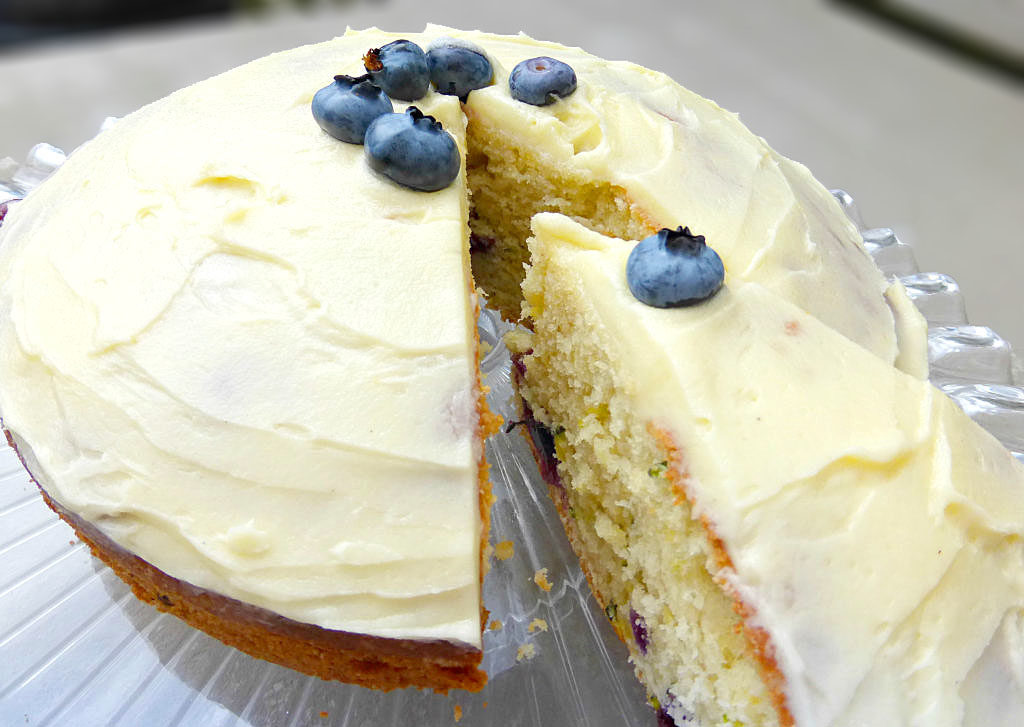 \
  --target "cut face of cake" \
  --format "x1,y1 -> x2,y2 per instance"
2,23 -> 1023,721
509,213 -> 1024,726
